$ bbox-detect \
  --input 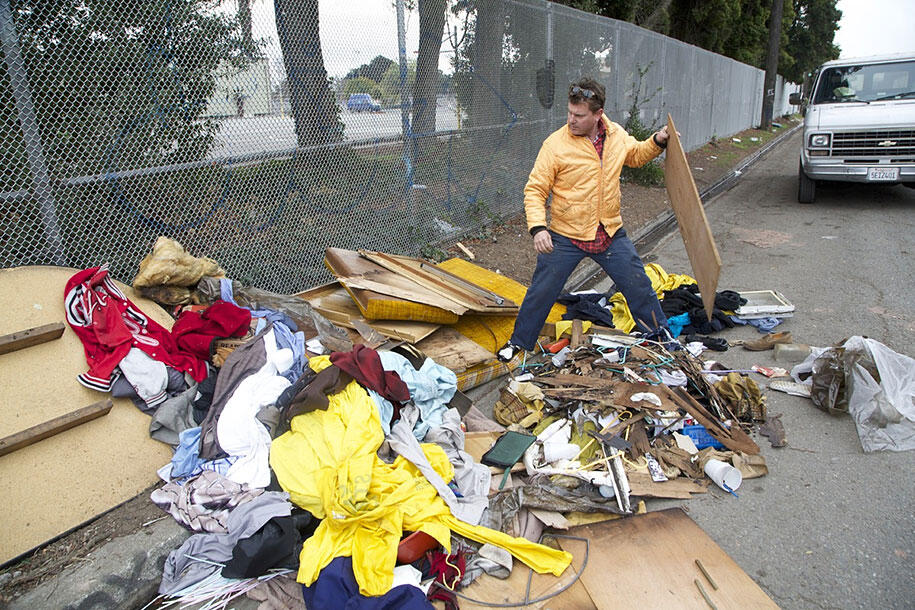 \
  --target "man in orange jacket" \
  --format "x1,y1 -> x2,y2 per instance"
497,77 -> 672,362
